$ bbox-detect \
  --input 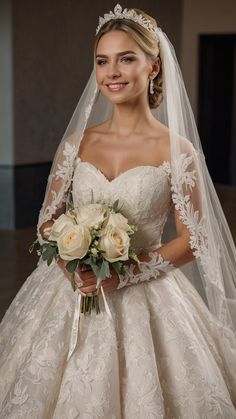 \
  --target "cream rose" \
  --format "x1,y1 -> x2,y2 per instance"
98,225 -> 130,263
73,204 -> 108,229
104,212 -> 133,233
57,225 -> 91,260
48,214 -> 75,241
